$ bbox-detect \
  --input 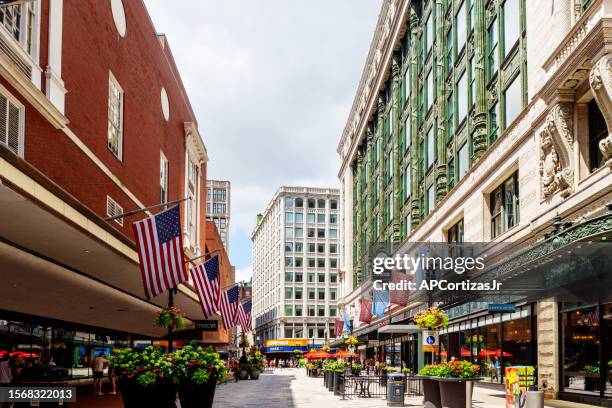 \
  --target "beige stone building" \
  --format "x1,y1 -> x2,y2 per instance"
335,0 -> 612,405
